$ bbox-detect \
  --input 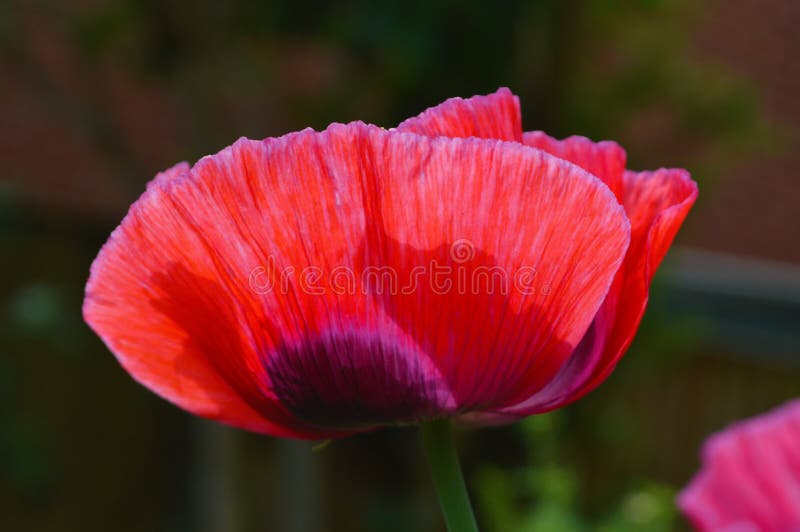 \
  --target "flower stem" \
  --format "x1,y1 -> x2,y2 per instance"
420,420 -> 479,532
